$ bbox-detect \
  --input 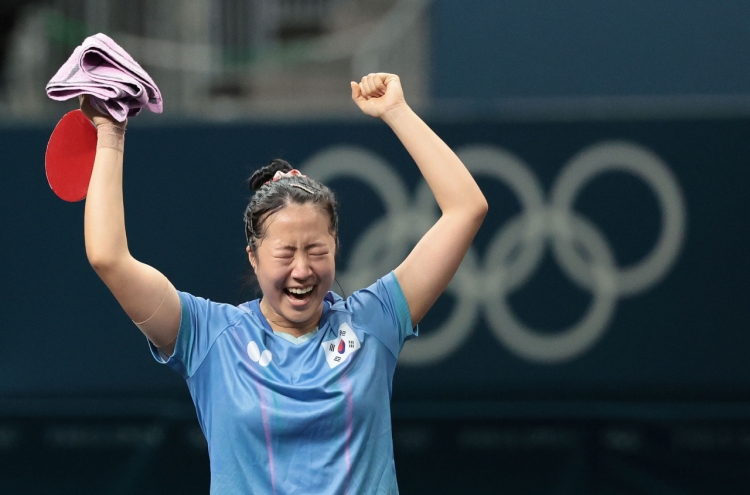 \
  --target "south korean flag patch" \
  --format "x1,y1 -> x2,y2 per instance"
322,323 -> 361,369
